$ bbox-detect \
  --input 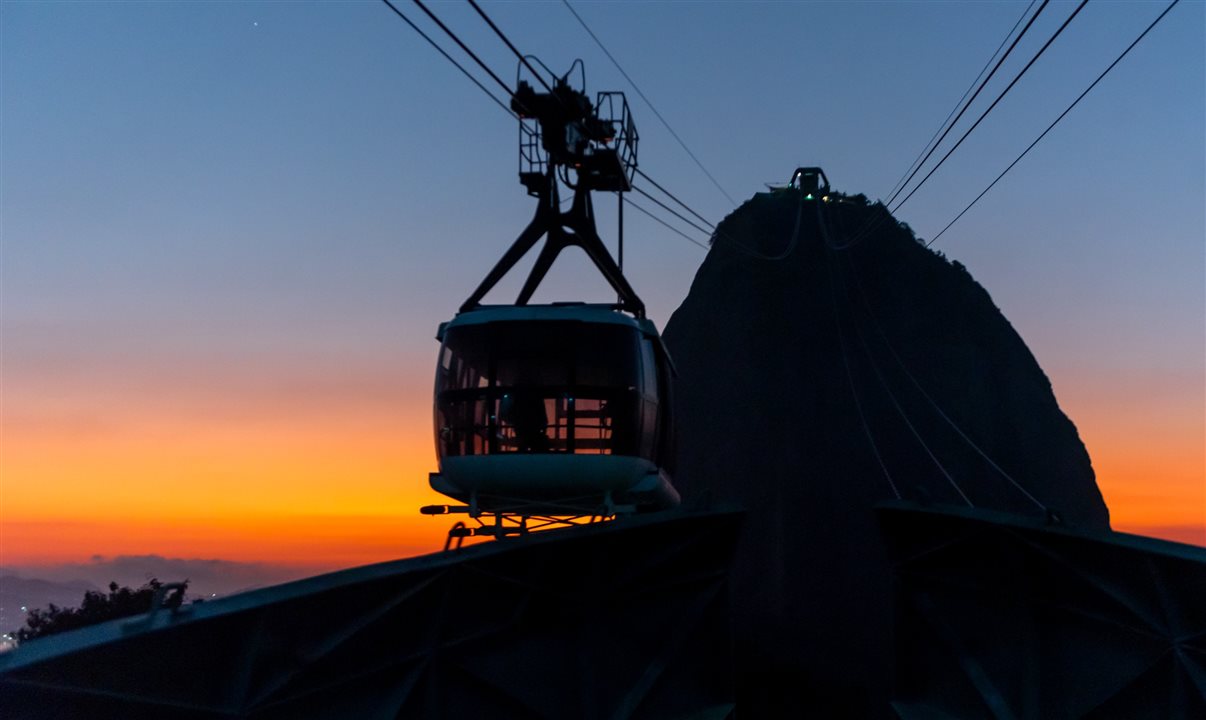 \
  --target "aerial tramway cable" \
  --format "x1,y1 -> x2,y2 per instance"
478,0 -> 724,252
830,258 -> 975,507
620,196 -> 711,250
380,0 -> 523,124
841,252 -> 1050,512
561,0 -> 739,207
822,189 -> 1043,510
926,0 -> 1183,247
820,202 -> 975,506
379,0 -> 717,255
467,0 -> 558,94
708,190 -> 813,261
634,168 -> 716,231
812,1 -> 1182,511
824,243 -> 902,501
407,0 -> 524,109
890,0 -> 1090,214
839,0 -> 1088,251
883,0 -> 1041,204
632,186 -> 714,238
